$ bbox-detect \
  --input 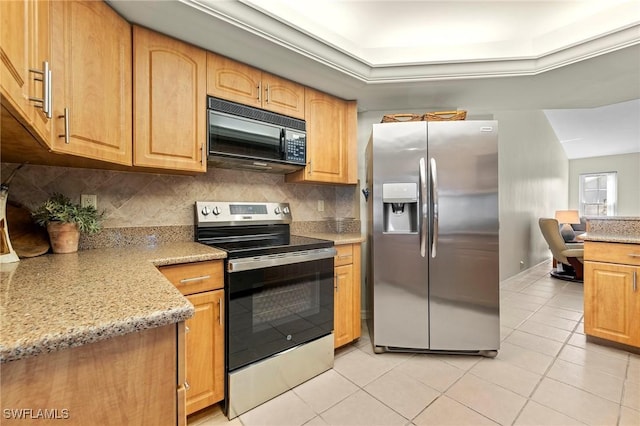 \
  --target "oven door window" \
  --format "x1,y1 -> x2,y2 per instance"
227,258 -> 334,371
